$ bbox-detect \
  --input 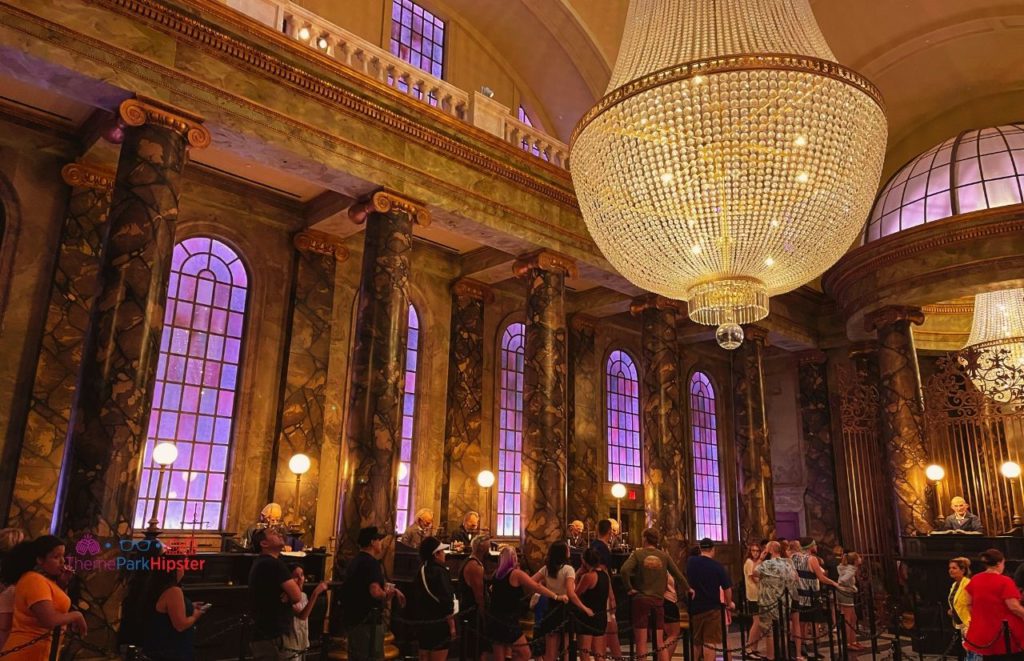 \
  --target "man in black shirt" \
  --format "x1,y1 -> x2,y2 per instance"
344,526 -> 406,660
248,527 -> 303,660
